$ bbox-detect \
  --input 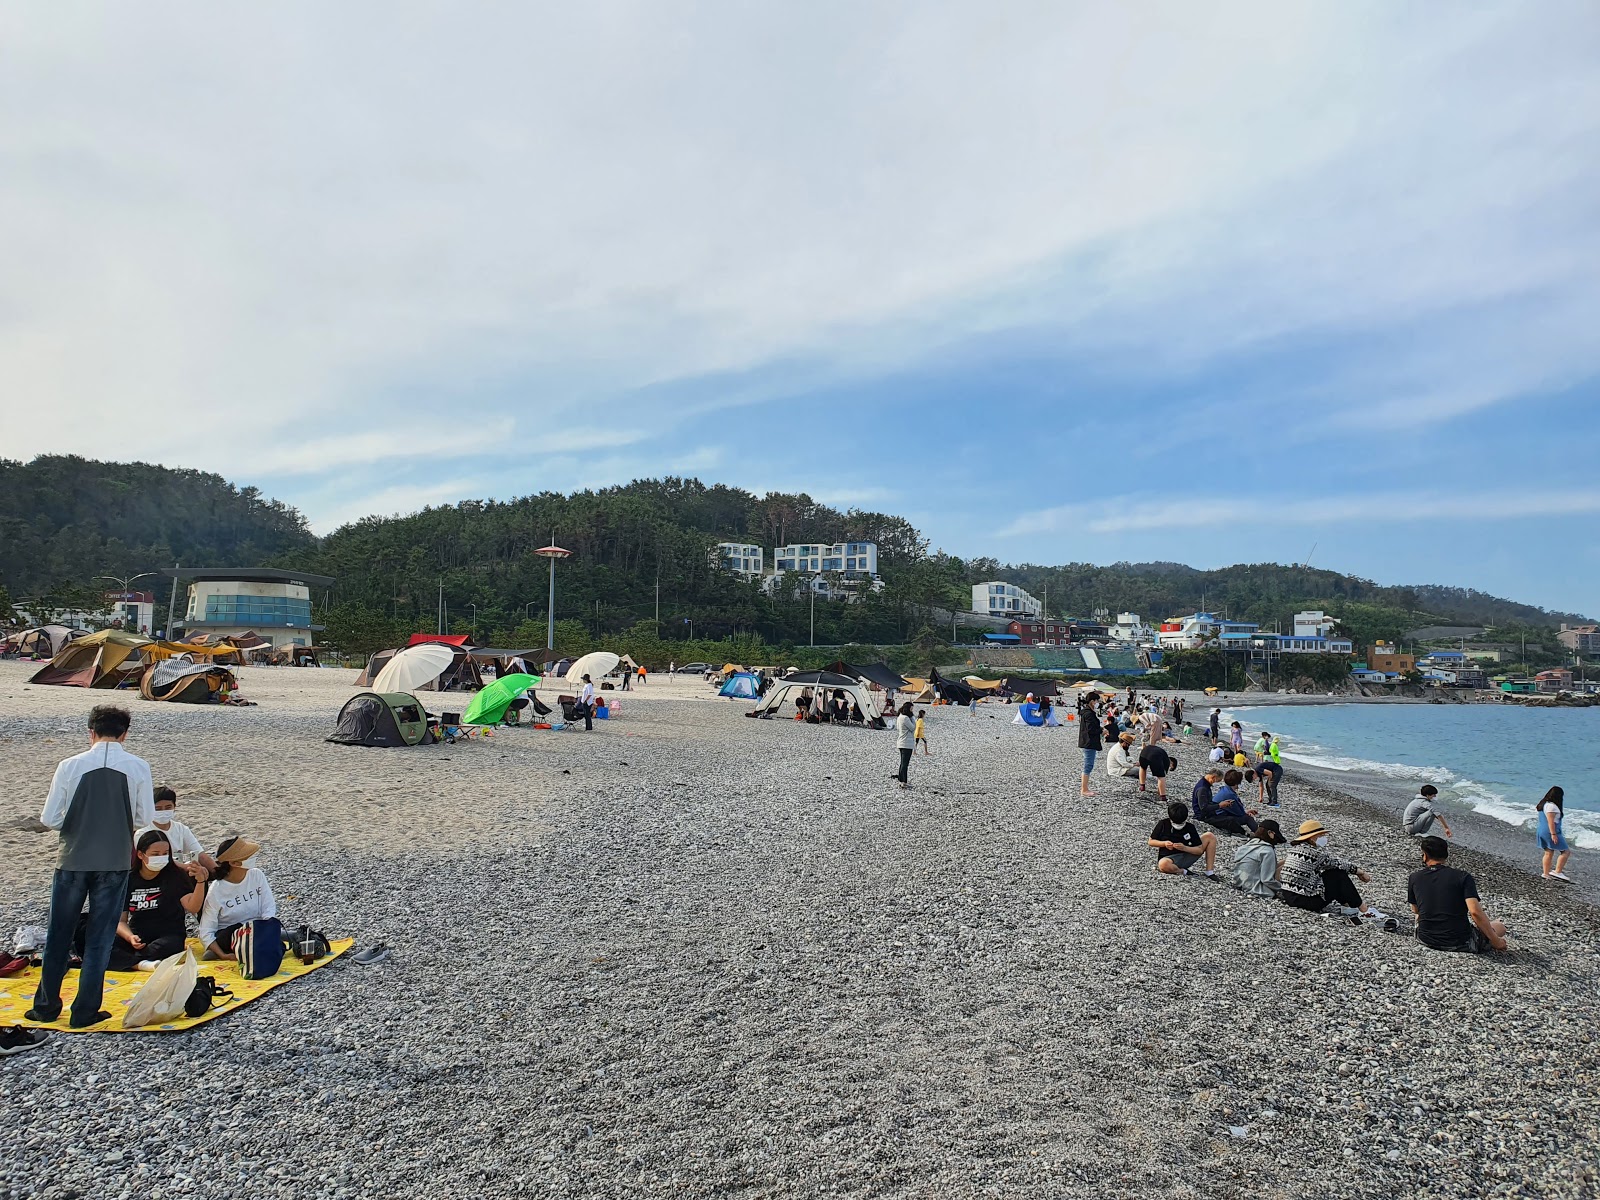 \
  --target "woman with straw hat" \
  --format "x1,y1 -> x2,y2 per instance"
1278,820 -> 1390,924
199,836 -> 277,960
